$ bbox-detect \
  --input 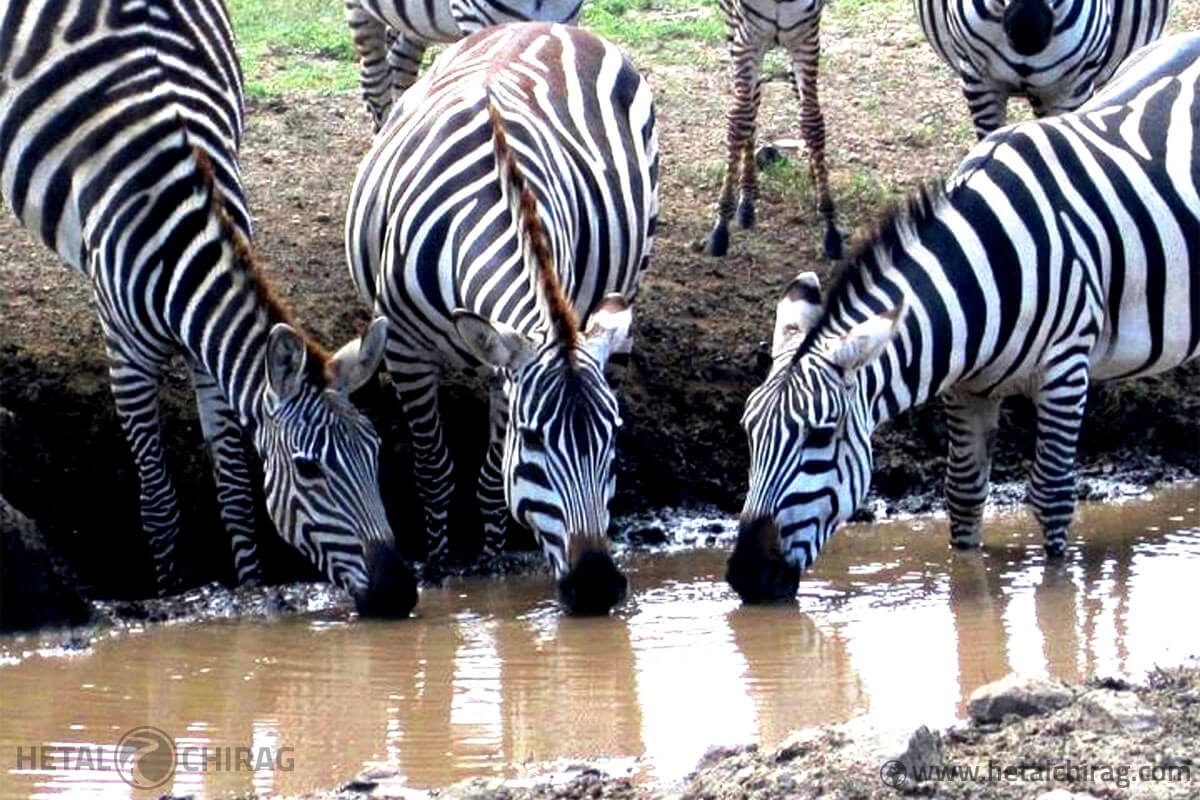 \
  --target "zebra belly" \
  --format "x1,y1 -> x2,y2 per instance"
361,0 -> 460,42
